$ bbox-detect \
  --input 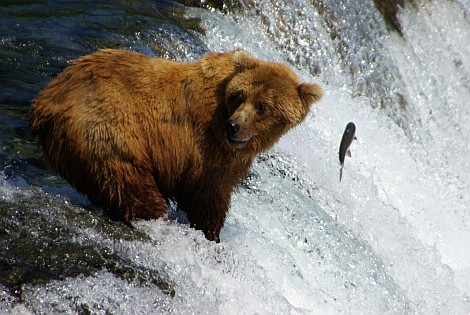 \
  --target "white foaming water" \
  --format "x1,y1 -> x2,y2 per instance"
1,1 -> 470,314
391,1 -> 470,285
